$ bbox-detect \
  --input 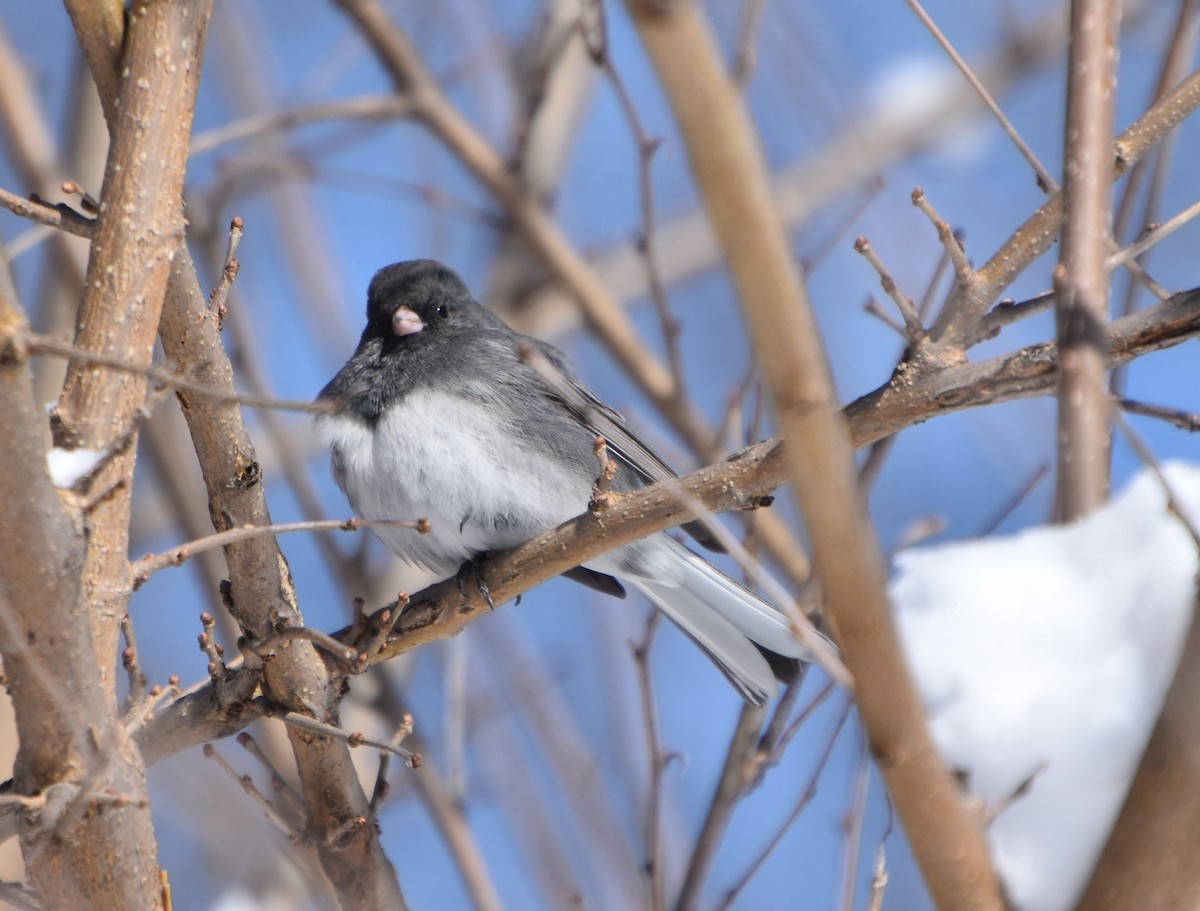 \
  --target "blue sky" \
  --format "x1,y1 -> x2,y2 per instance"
1,1 -> 1197,908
